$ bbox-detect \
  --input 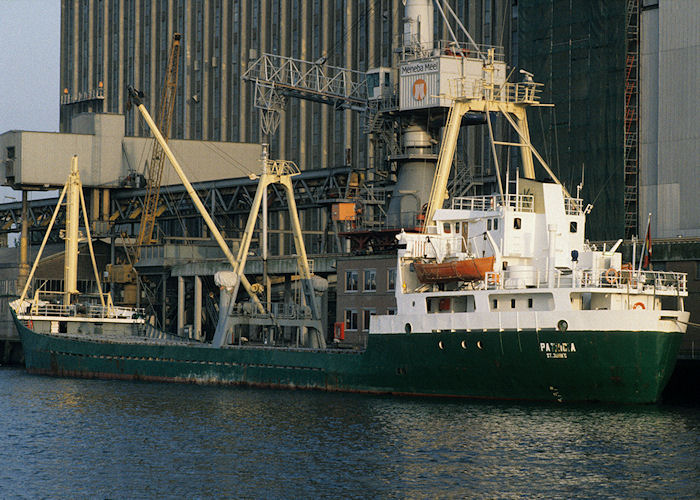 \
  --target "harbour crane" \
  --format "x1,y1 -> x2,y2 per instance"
244,1 -> 570,240
107,33 -> 181,304
135,32 -> 182,255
